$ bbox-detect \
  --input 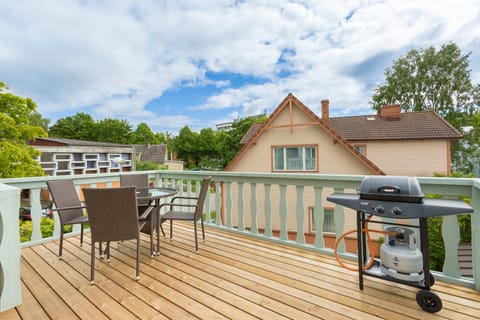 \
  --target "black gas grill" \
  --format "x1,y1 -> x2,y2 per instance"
327,176 -> 473,313
329,176 -> 472,219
